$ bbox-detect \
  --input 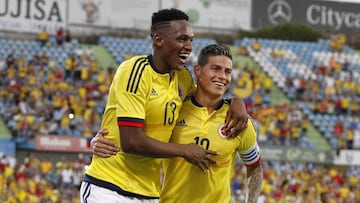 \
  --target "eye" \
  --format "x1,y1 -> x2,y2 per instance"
178,36 -> 186,41
178,36 -> 193,43
212,66 -> 221,71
